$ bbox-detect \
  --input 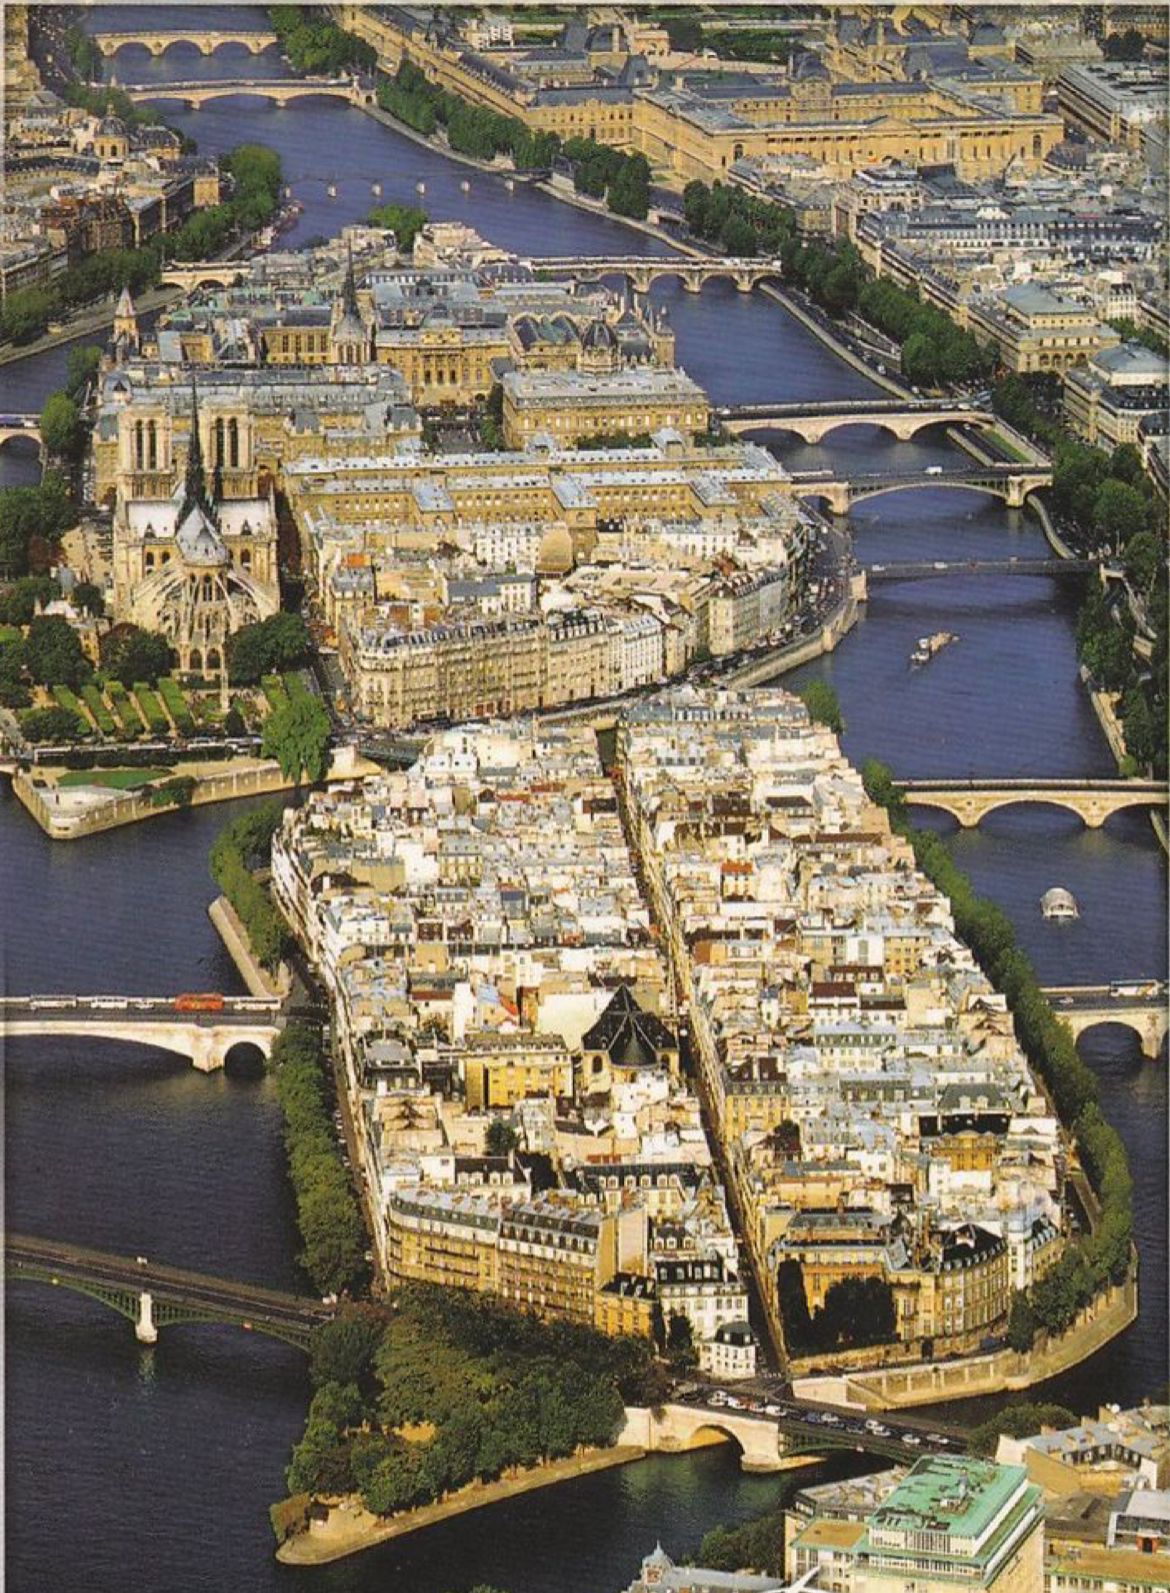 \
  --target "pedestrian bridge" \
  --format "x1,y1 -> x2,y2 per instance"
123,77 -> 375,109
720,398 -> 995,444
793,463 -> 1053,514
620,1401 -> 958,1472
1042,985 -> 1167,1059
866,557 -> 1094,583
900,777 -> 1167,830
528,255 -> 779,294
0,995 -> 282,1071
94,29 -> 279,56
5,1233 -> 329,1349
0,414 -> 41,451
